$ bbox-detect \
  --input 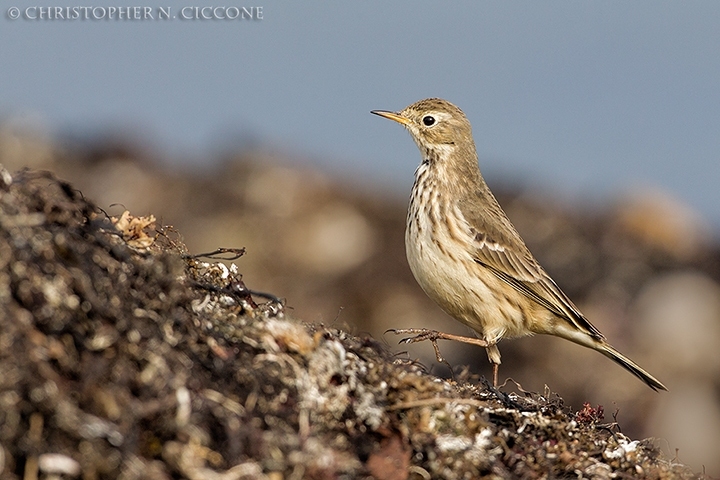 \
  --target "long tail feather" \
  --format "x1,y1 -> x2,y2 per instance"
598,343 -> 668,392
548,324 -> 667,391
